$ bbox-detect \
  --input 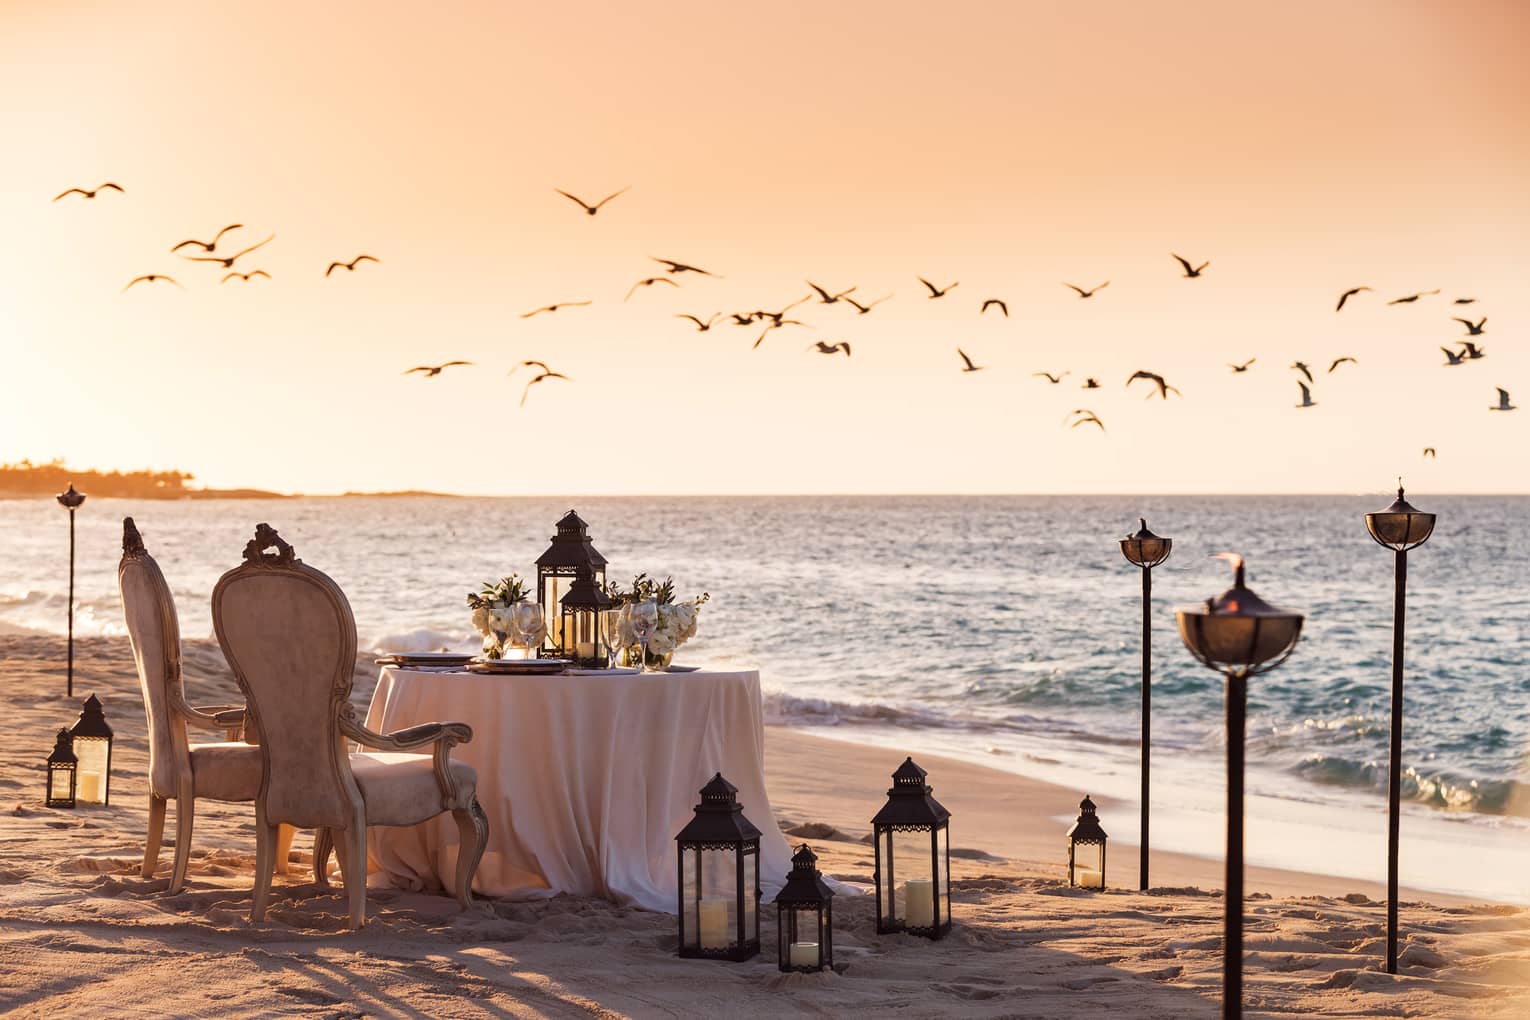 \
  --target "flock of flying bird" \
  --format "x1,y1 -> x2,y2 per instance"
58,182 -> 1519,426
